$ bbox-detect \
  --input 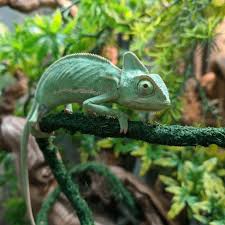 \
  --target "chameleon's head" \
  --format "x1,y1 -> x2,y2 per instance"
118,52 -> 171,111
